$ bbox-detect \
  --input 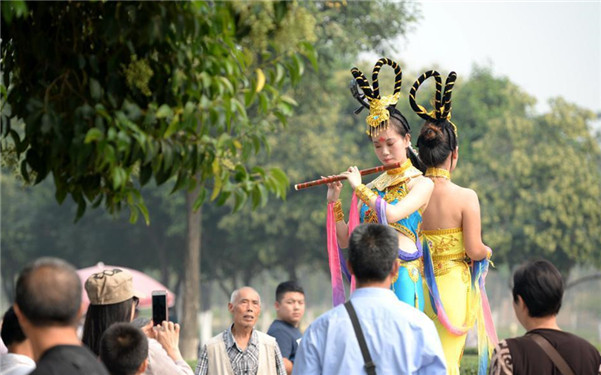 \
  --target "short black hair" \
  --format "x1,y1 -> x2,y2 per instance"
100,322 -> 148,375
15,257 -> 82,327
349,224 -> 398,282
275,281 -> 304,302
512,259 -> 564,318
1,307 -> 27,347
